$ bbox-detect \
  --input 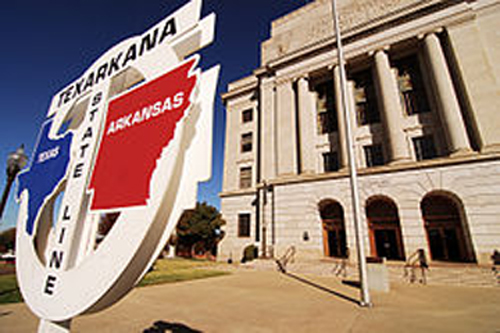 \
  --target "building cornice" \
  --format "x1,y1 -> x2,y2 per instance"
263,0 -> 447,64
221,75 -> 258,101
241,152 -> 500,190
222,1 -> 478,96
263,1 -> 474,71
219,188 -> 257,198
